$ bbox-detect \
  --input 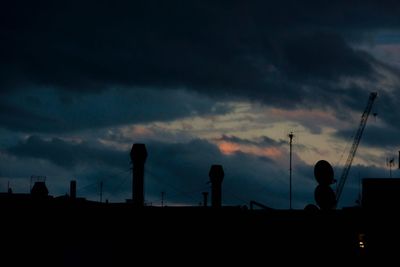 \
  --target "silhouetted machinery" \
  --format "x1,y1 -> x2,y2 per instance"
209,165 -> 224,208
313,92 -> 377,209
335,92 -> 377,205
130,143 -> 148,207
314,160 -> 336,210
